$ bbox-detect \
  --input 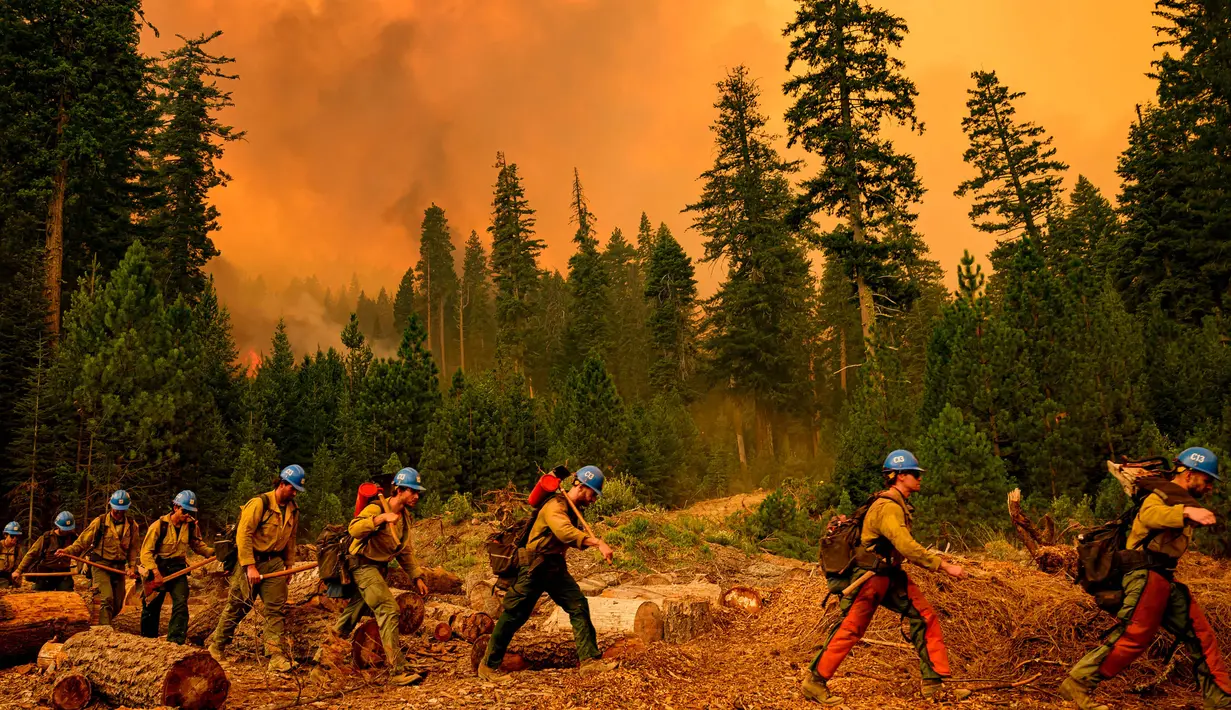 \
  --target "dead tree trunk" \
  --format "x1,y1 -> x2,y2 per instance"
50,672 -> 91,710
0,592 -> 90,667
60,626 -> 229,709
